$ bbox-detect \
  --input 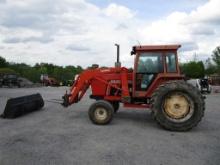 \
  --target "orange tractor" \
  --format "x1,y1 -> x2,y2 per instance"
62,44 -> 205,131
